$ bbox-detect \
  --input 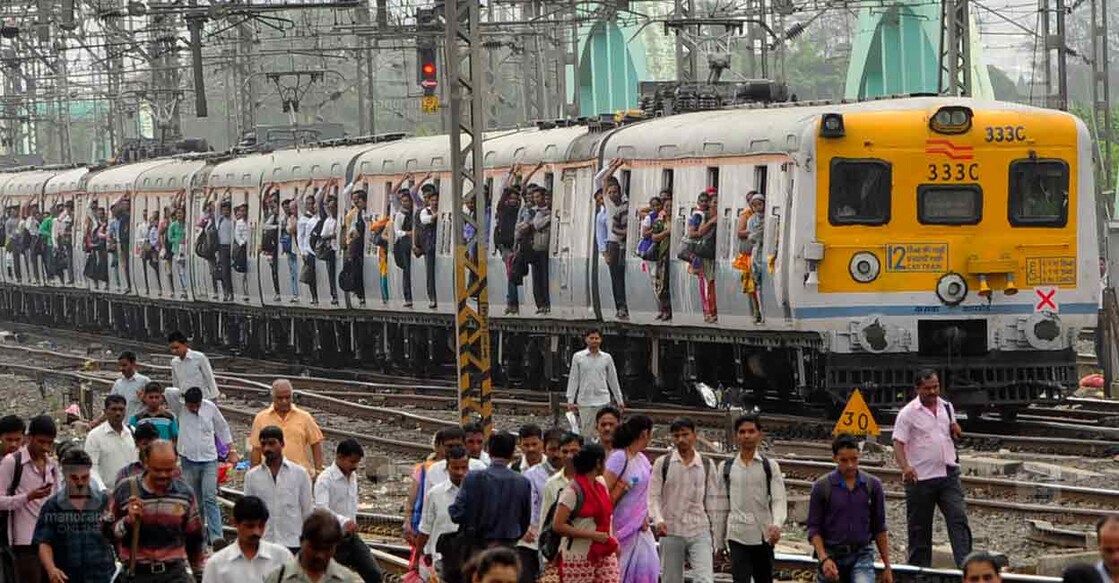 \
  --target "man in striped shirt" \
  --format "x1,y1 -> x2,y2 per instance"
110,440 -> 206,582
